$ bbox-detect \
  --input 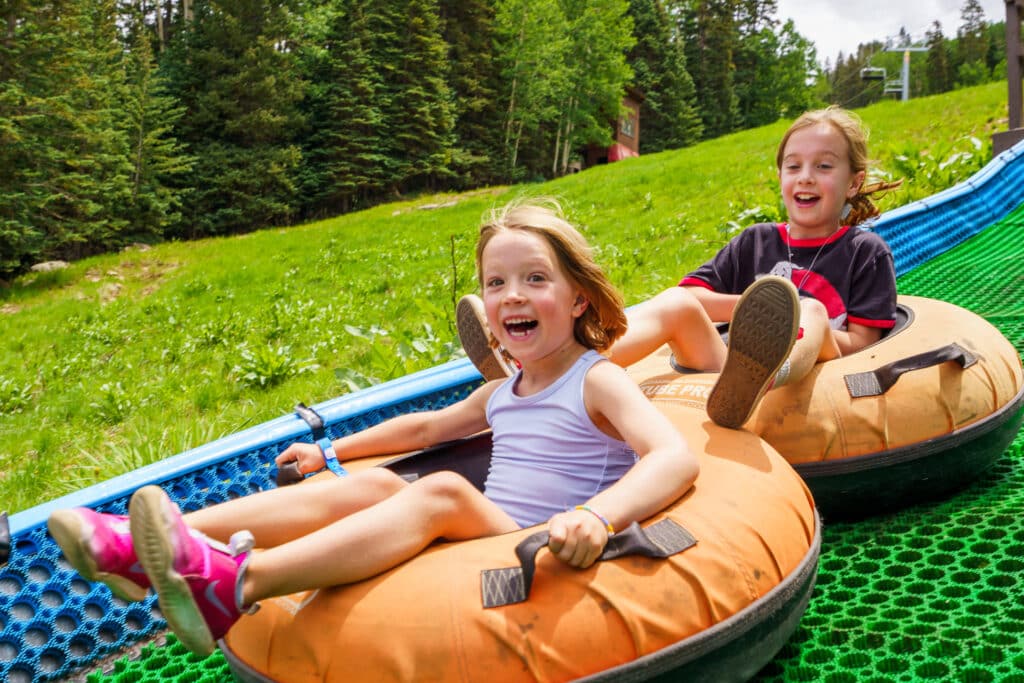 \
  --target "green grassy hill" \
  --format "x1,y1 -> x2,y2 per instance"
0,81 -> 1010,513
